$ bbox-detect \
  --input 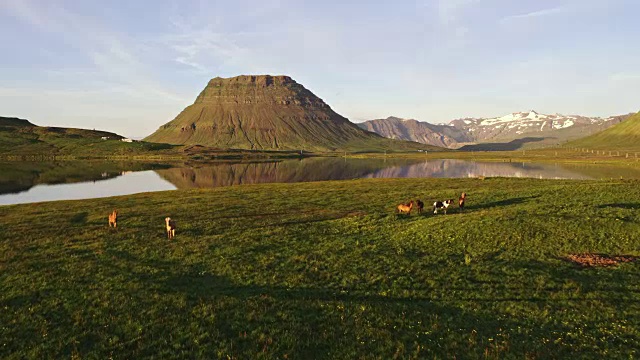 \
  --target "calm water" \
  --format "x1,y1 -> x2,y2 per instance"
1,158 -> 639,205
0,171 -> 176,206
